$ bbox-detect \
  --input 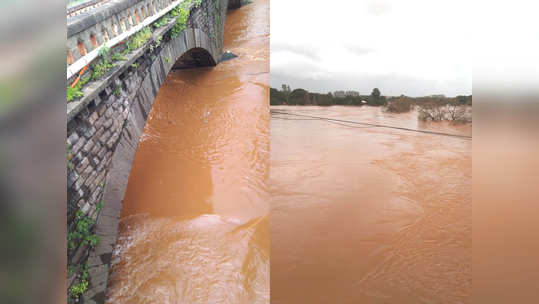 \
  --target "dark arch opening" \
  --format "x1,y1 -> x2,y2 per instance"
173,47 -> 217,70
